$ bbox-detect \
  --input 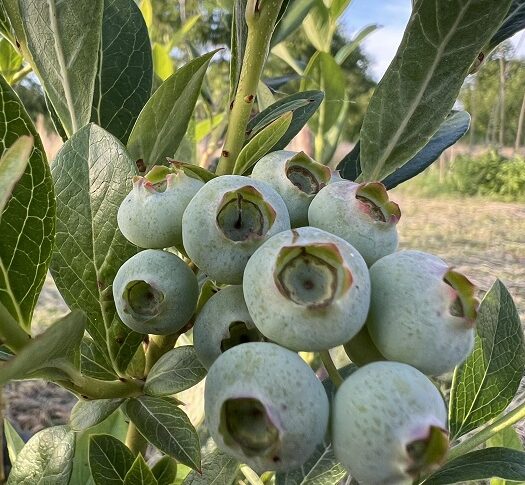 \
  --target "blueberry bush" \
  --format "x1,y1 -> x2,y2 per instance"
1,0 -> 525,484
